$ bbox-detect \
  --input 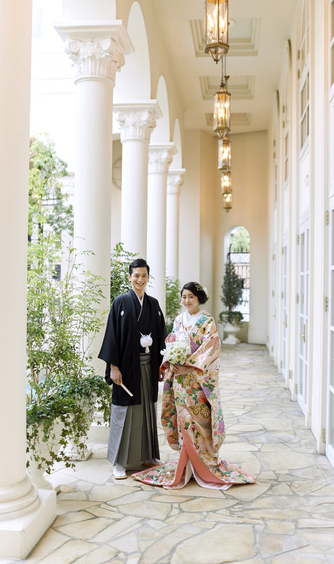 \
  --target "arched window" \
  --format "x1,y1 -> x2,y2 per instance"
228,227 -> 250,322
